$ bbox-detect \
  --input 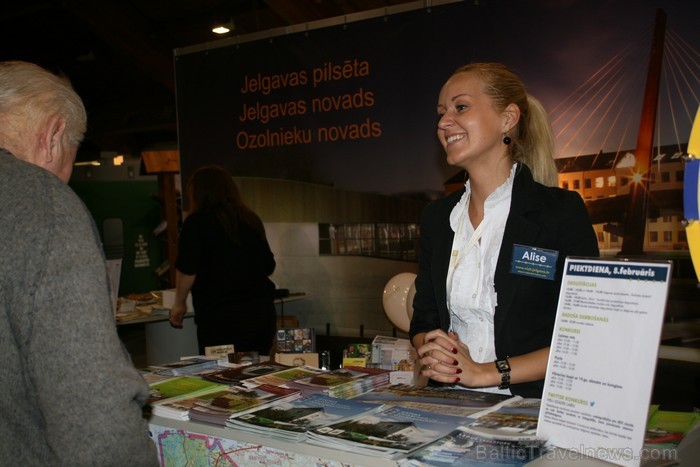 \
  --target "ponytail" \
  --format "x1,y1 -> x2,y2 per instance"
517,95 -> 558,187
